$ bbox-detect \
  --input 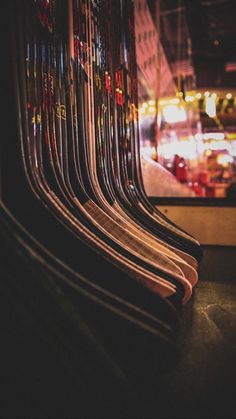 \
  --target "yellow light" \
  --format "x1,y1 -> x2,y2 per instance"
185,95 -> 194,102
205,97 -> 216,118
203,132 -> 224,141
148,106 -> 156,114
226,93 -> 232,100
159,98 -> 180,106
204,91 -> 210,97
148,100 -> 155,106
227,133 -> 236,140
176,91 -> 183,98
158,138 -> 197,159
170,98 -> 180,105
205,149 -> 212,156
142,102 -> 148,109
217,154 -> 234,166
162,105 -> 187,123
159,99 -> 167,106
196,93 -> 202,99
